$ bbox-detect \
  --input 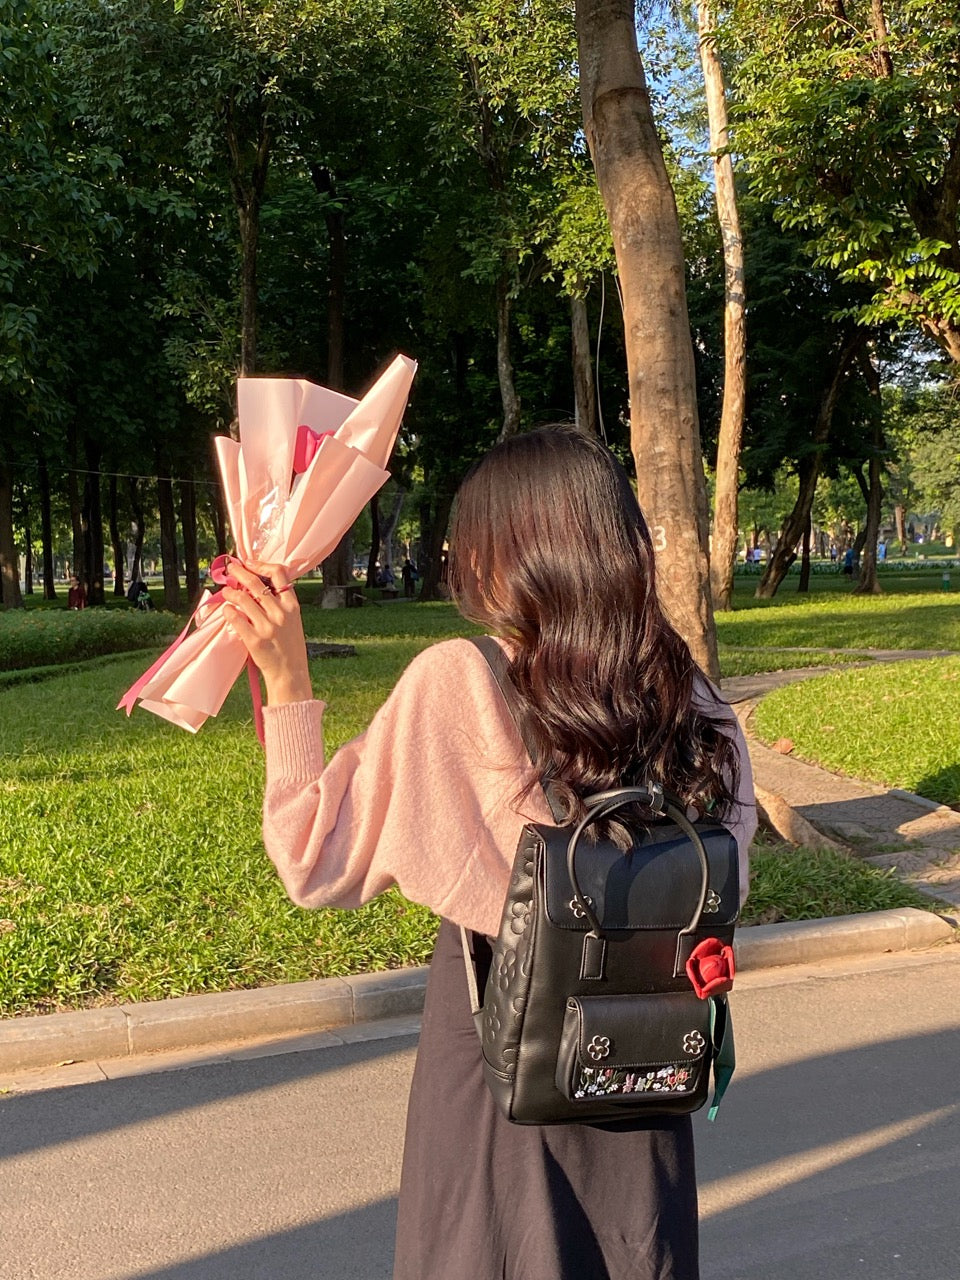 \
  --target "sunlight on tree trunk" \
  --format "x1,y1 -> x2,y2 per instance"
496,273 -> 522,440
576,0 -> 718,678
698,1 -> 746,614
571,292 -> 598,434
0,461 -> 23,609
854,350 -> 884,595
